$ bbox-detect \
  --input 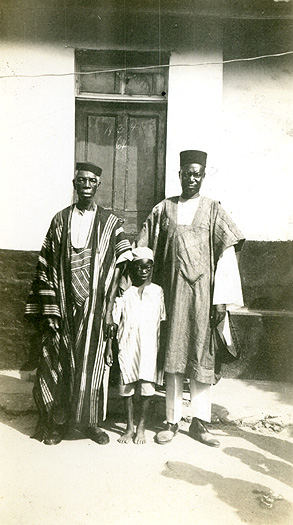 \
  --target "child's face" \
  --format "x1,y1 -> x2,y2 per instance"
131,258 -> 153,286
